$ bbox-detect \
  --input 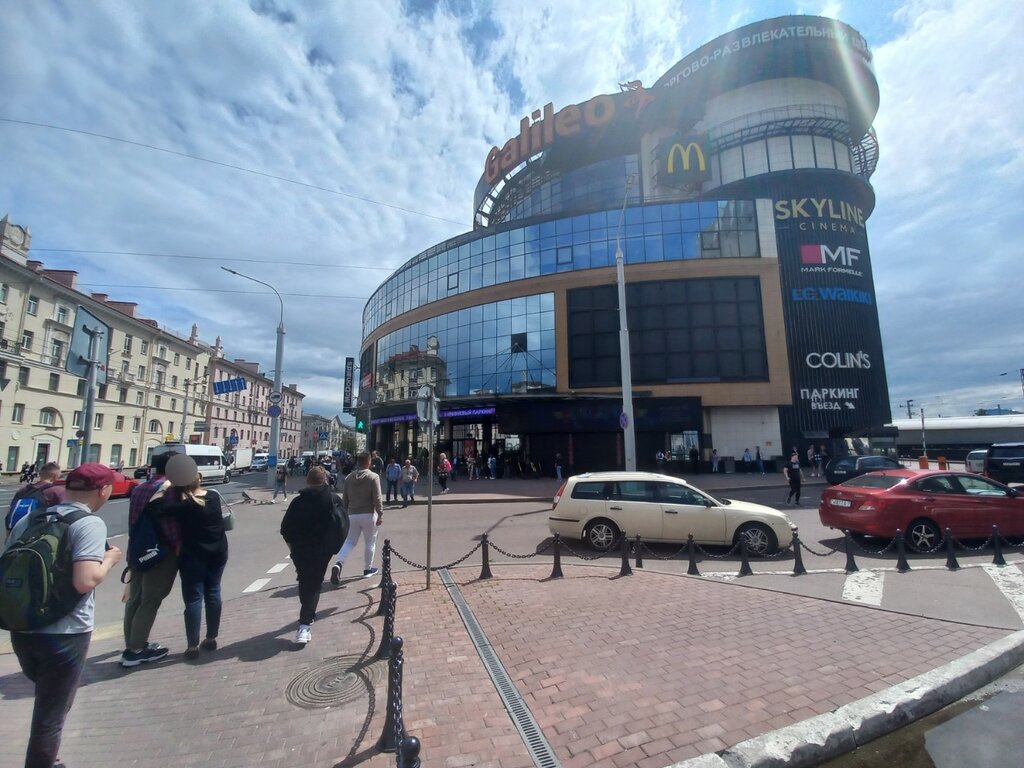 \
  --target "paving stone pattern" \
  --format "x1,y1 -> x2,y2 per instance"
0,563 -> 1009,768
